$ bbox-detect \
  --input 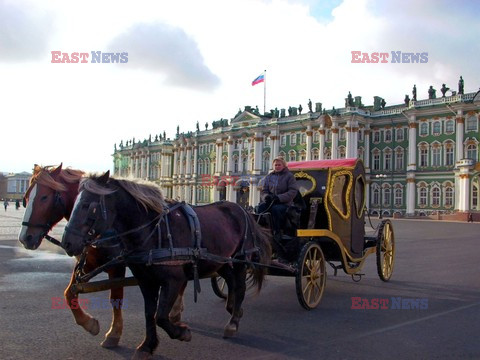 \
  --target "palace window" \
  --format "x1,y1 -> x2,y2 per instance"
372,188 -> 380,206
445,187 -> 454,207
384,187 -> 391,206
373,131 -> 380,143
395,150 -> 404,170
373,153 -> 380,170
419,187 -> 427,206
312,148 -> 319,160
431,186 -> 440,206
395,128 -> 404,142
300,133 -> 306,144
325,149 -> 331,159
467,144 -> 478,161
313,132 -> 320,143
338,146 -> 346,159
385,129 -> 392,142
358,129 -> 364,142
433,121 -> 441,135
262,153 -> 270,172
420,147 -> 428,167
445,144 -> 454,166
394,188 -> 403,206
420,122 -> 428,136
280,135 -> 286,146
326,130 -> 332,142
466,116 -> 478,131
384,151 -> 392,171
339,129 -> 346,141
290,133 -> 297,146
289,151 -> 296,162
445,120 -> 455,133
432,146 -> 441,167
300,150 -> 306,161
